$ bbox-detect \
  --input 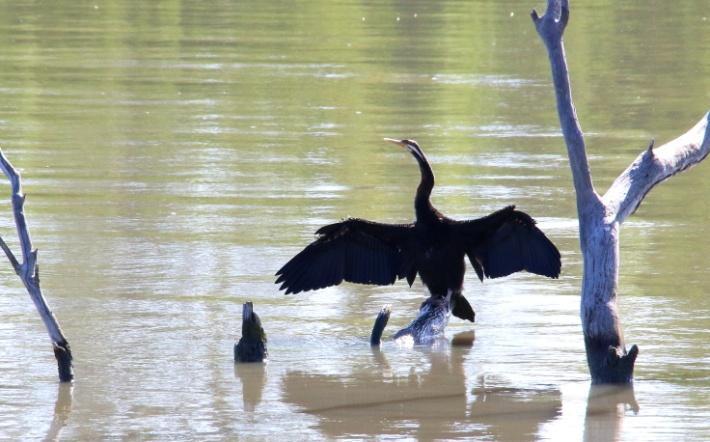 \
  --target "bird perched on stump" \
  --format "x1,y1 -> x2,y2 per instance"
276,139 -> 561,322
